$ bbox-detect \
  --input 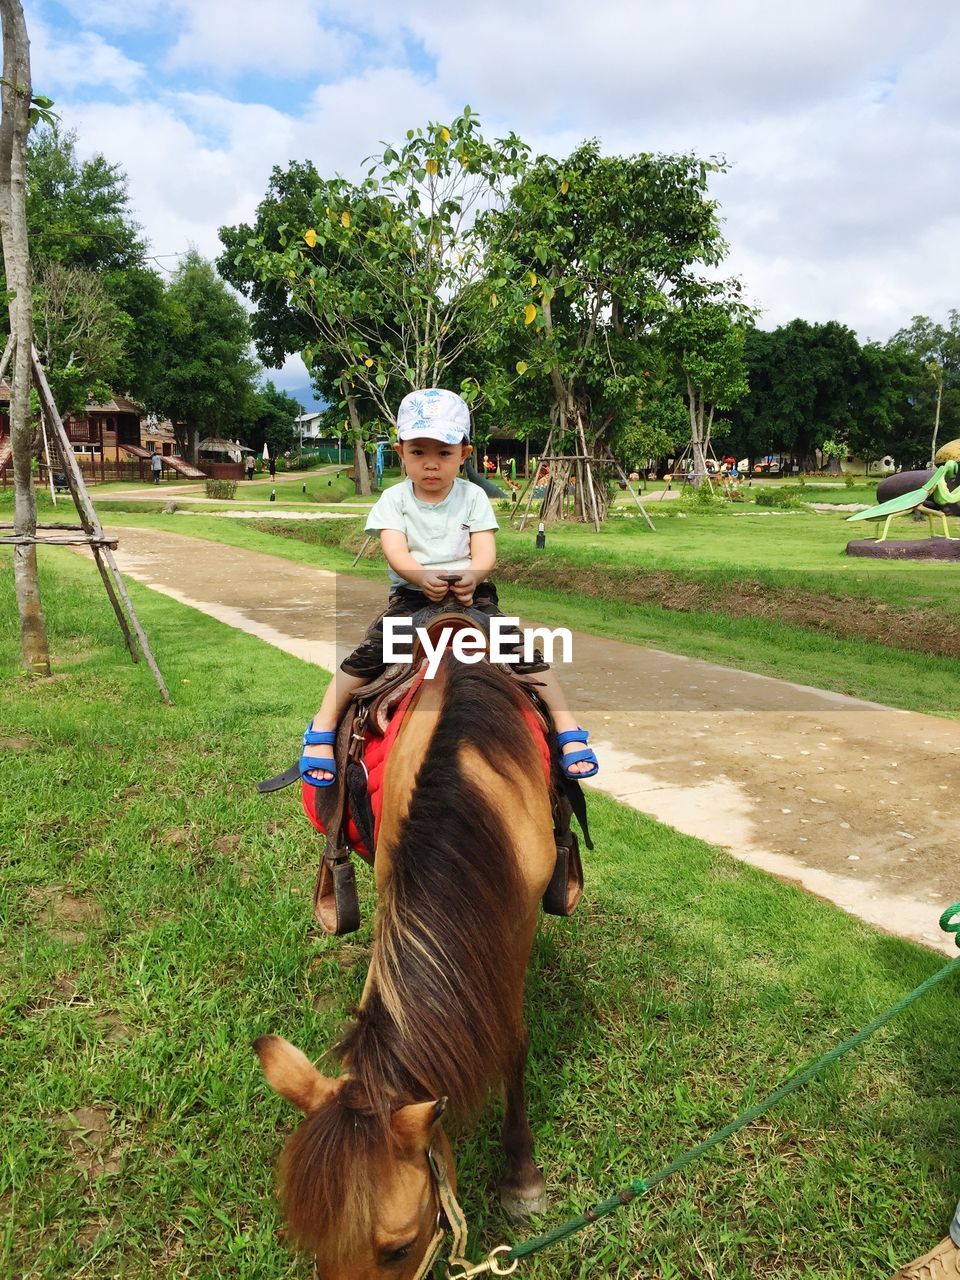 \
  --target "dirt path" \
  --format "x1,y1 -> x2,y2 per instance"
96,526 -> 960,954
